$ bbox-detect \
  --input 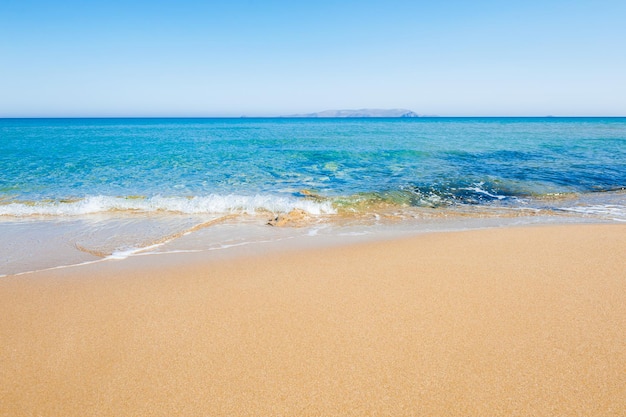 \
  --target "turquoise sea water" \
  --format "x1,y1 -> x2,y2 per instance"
1,117 -> 625,275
